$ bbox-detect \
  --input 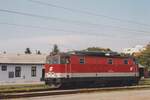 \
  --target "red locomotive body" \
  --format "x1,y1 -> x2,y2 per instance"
45,51 -> 139,88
